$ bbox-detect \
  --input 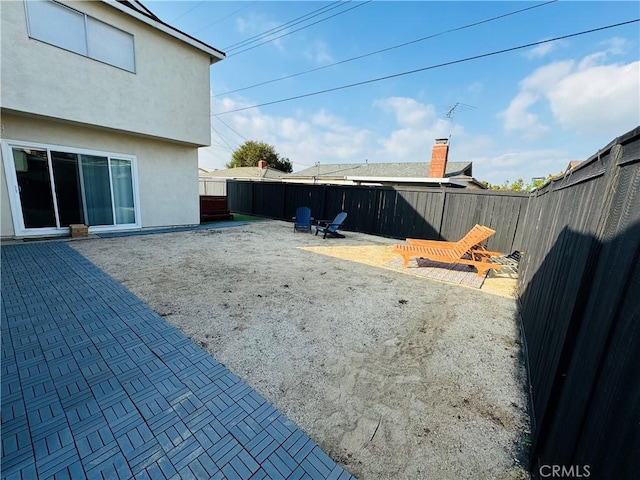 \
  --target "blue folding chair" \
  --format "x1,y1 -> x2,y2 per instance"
315,212 -> 347,239
293,206 -> 313,233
